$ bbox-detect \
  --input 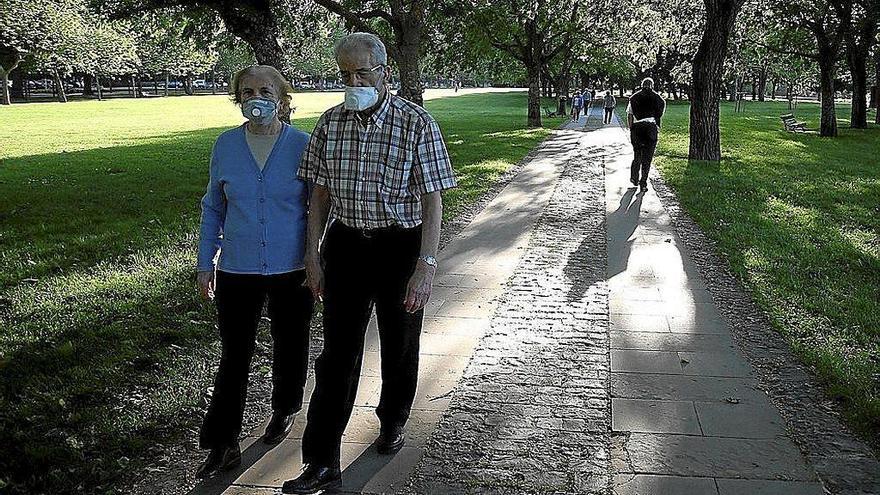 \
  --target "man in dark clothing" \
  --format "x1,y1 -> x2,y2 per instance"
626,77 -> 666,193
